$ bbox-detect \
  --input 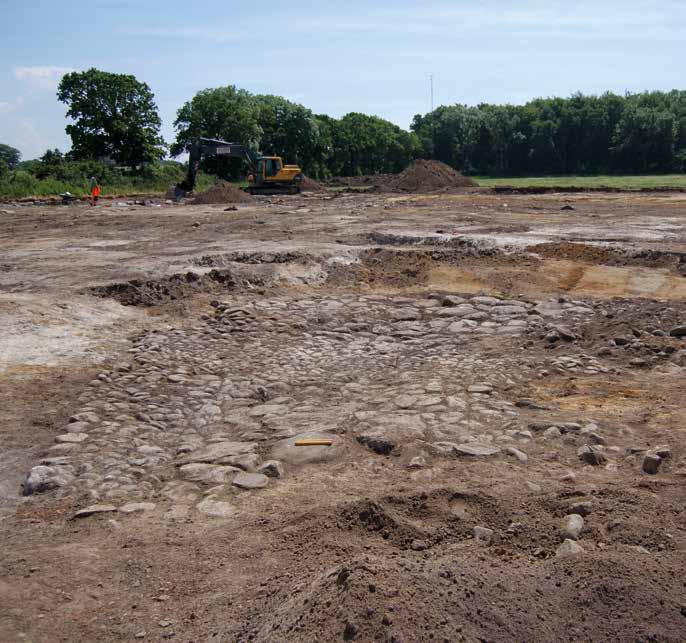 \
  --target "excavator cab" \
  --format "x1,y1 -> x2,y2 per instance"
263,158 -> 282,177
248,156 -> 302,194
